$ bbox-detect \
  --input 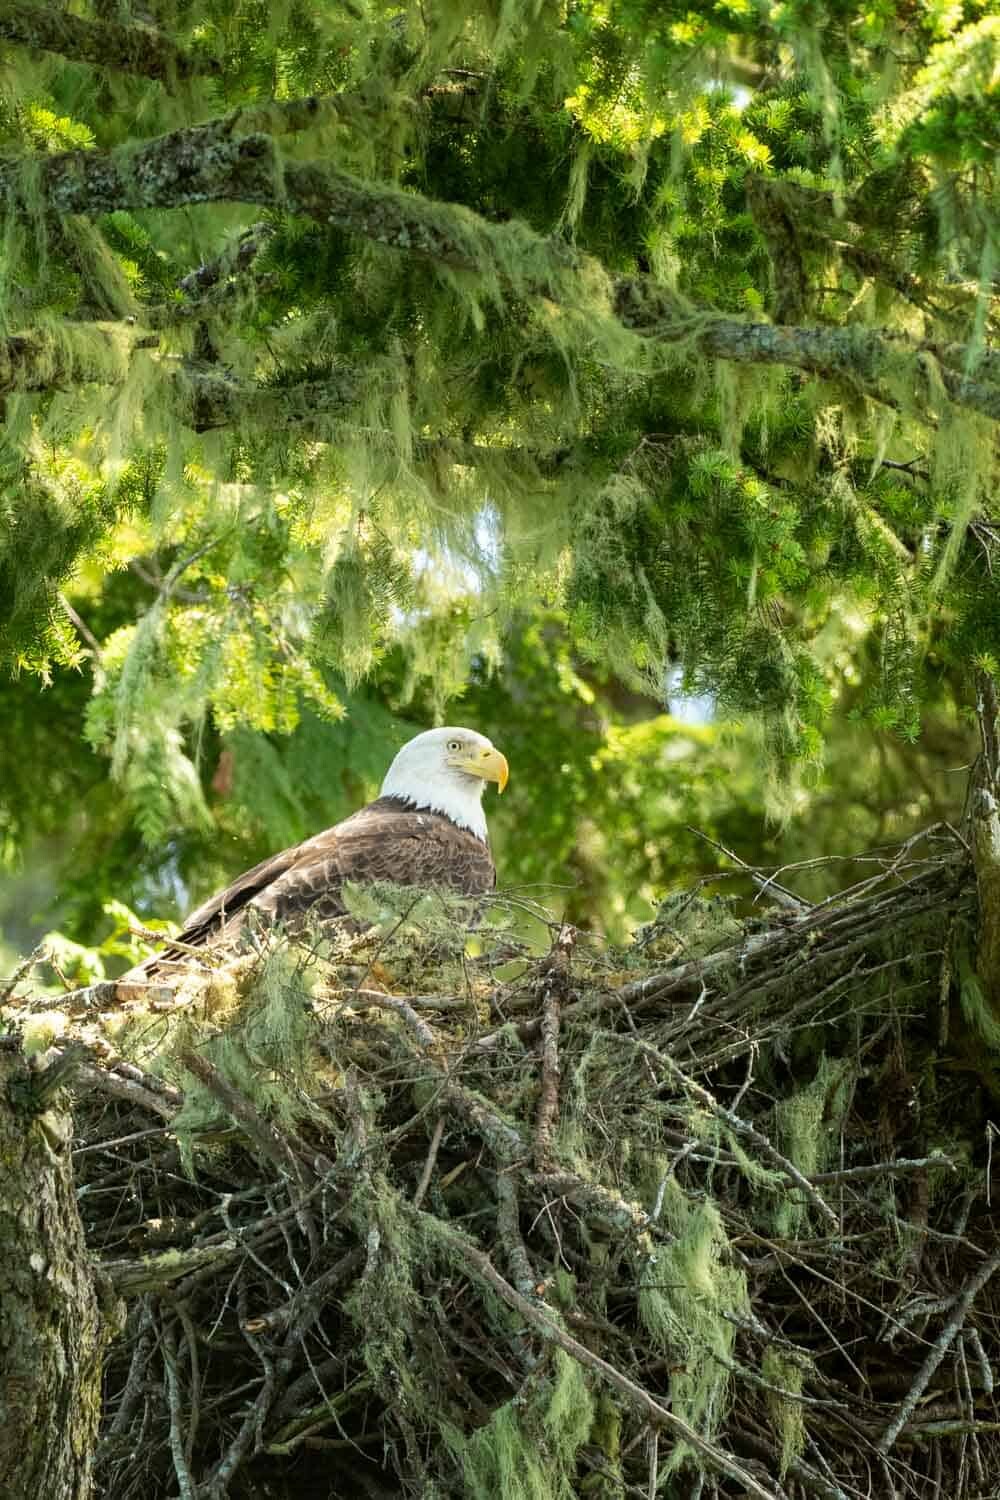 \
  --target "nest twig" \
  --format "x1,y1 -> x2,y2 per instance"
9,826 -> 1000,1499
